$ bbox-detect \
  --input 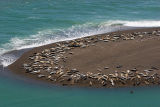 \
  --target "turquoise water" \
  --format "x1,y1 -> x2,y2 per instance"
0,0 -> 160,106
1,69 -> 160,107
0,0 -> 160,59
1,68 -> 160,107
